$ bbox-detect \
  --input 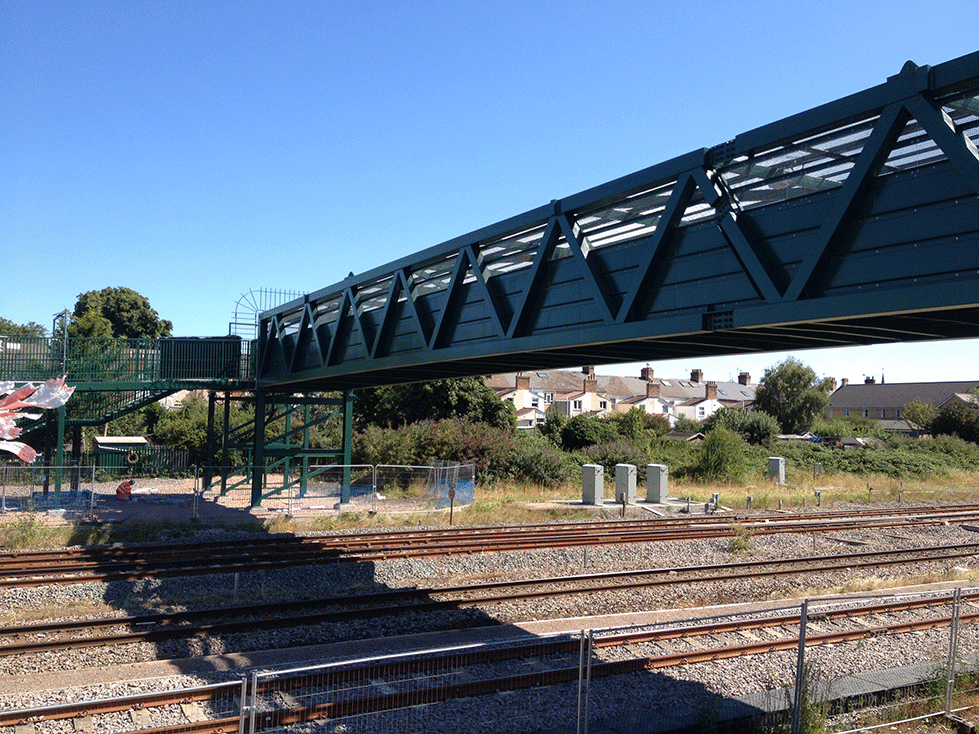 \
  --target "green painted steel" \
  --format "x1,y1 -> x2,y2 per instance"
0,336 -> 251,429
257,51 -> 979,392
0,336 -> 250,388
